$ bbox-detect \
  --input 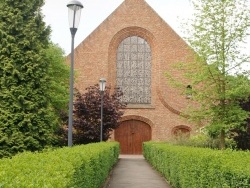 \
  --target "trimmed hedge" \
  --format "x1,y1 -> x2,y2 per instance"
143,142 -> 250,188
0,142 -> 119,188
